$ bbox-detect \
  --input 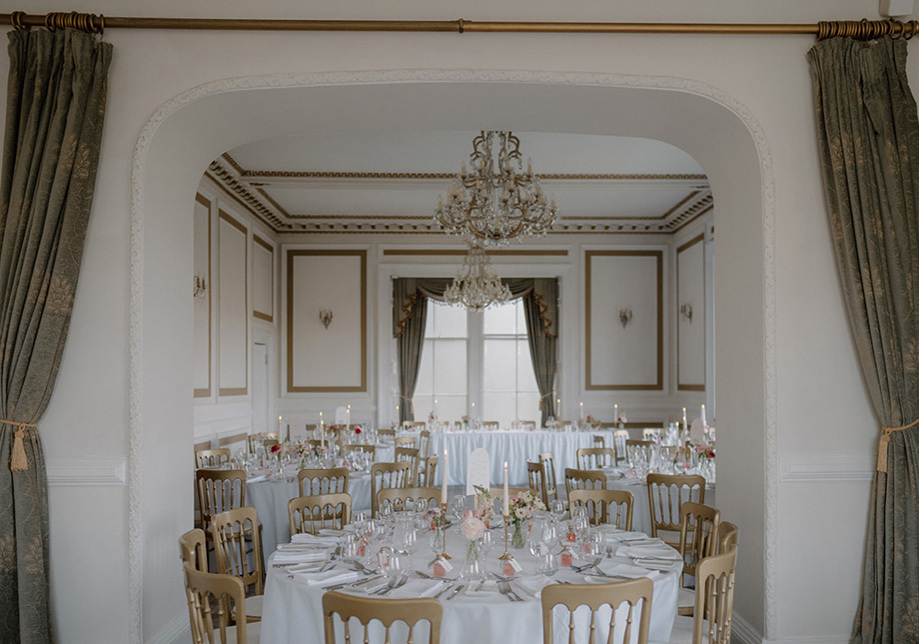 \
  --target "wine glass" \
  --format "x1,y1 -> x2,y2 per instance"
449,494 -> 466,521
550,499 -> 566,523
